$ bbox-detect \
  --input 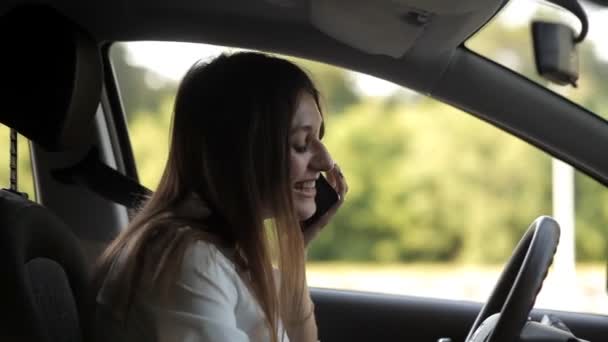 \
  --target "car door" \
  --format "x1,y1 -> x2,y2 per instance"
311,289 -> 608,341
